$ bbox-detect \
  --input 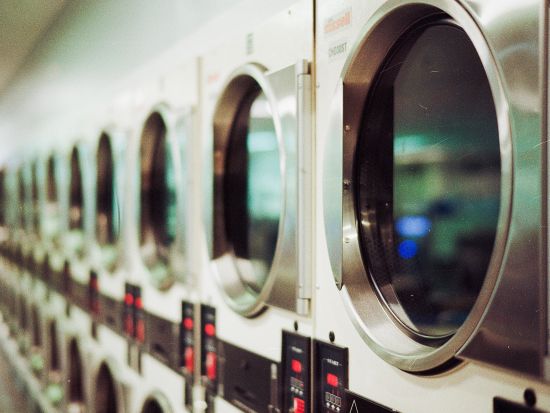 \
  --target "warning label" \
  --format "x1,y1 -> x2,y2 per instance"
344,390 -> 399,413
